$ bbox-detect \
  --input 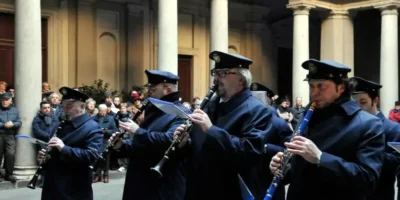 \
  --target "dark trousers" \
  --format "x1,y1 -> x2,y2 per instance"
95,153 -> 110,177
0,134 -> 15,176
